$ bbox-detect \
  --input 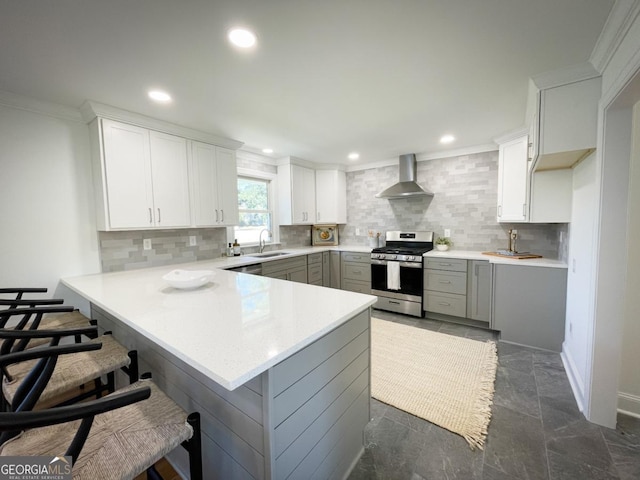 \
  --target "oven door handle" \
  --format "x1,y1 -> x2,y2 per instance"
398,262 -> 422,268
370,259 -> 422,268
